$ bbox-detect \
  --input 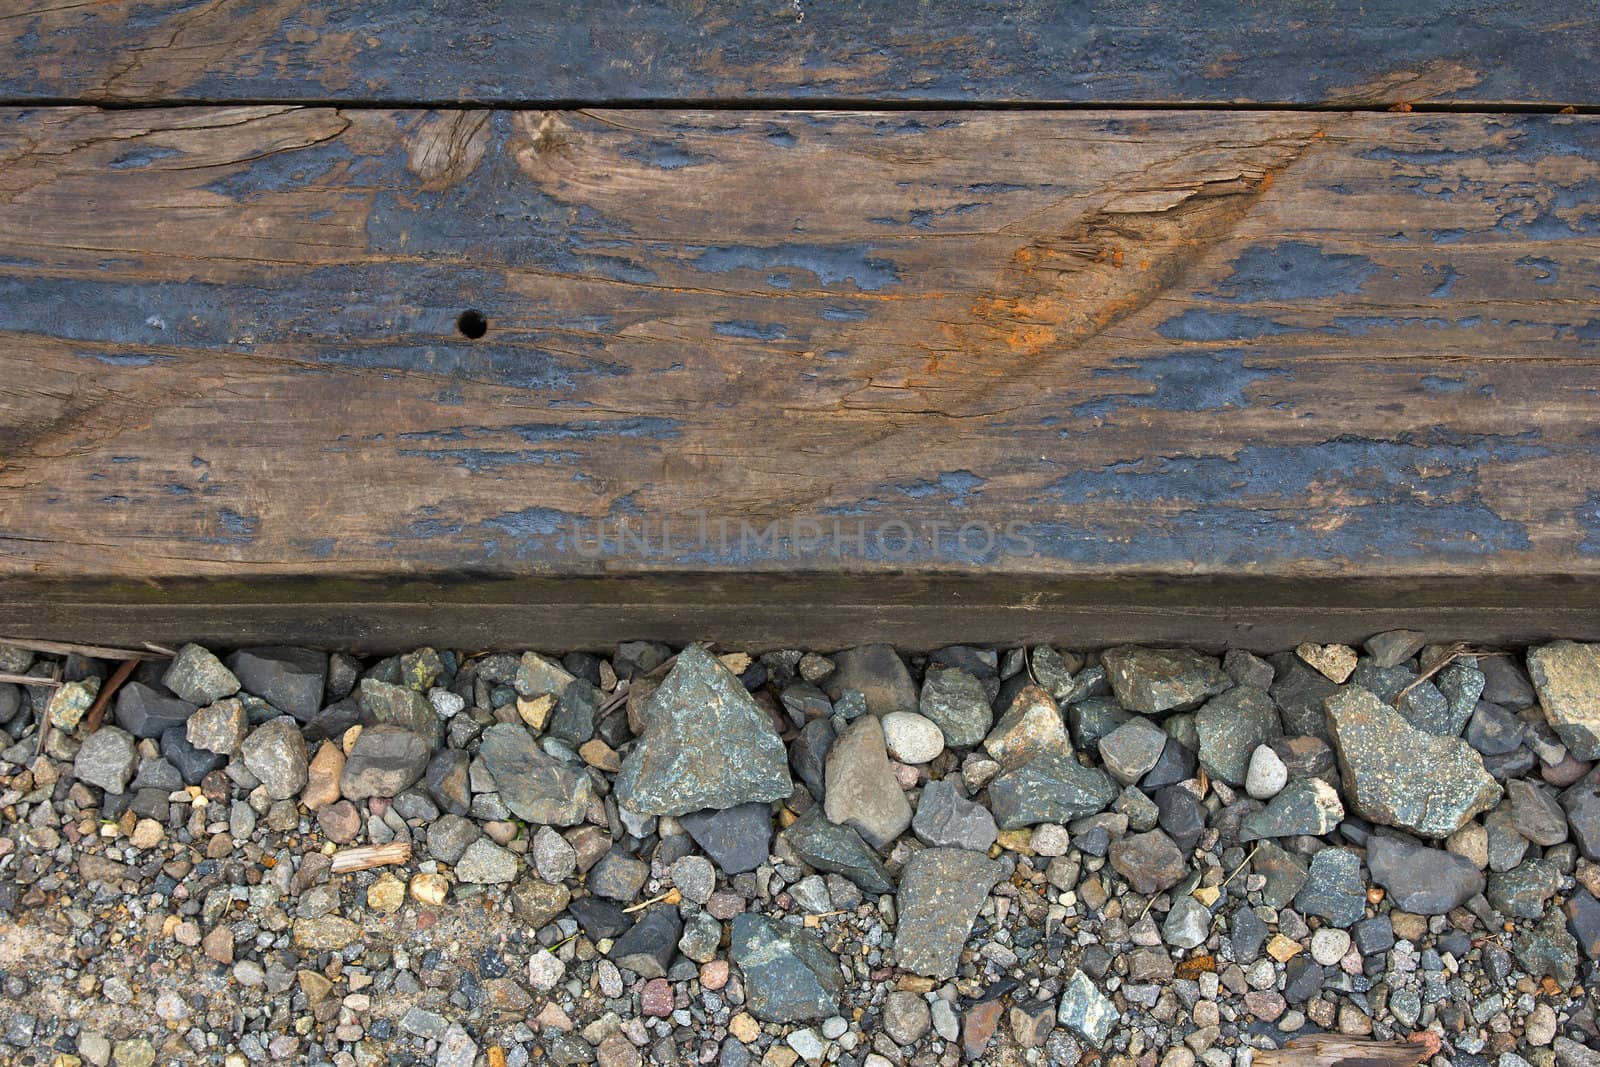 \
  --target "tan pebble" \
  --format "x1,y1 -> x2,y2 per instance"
129,819 -> 163,850
995,828 -> 1035,854
302,742 -> 345,810
517,694 -> 556,730
202,925 -> 234,965
366,873 -> 405,914
727,1012 -> 762,1043
700,960 -> 730,991
340,724 -> 362,754
1390,911 -> 1428,942
533,1001 -> 573,1032
1266,934 -> 1303,962
579,739 -> 621,772
1295,642 -> 1357,684
891,761 -> 920,789
718,652 -> 753,675
297,969 -> 335,1006
409,872 -> 449,906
